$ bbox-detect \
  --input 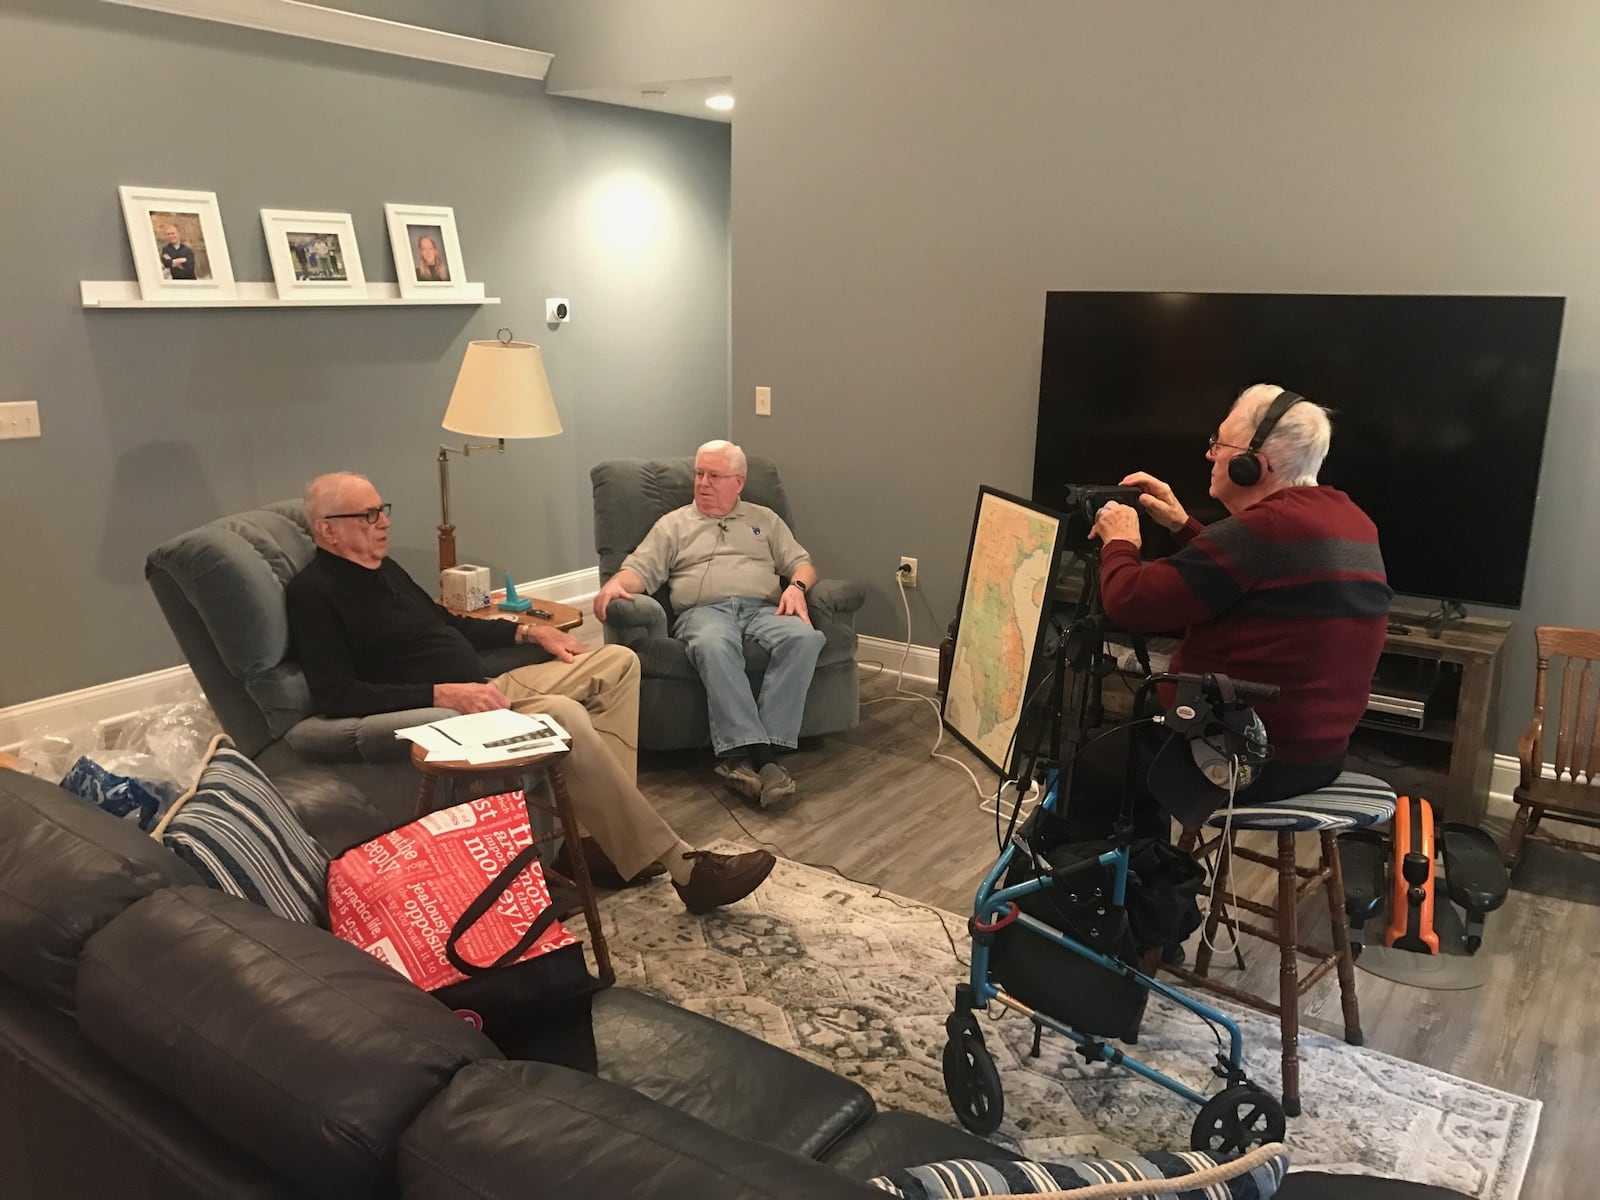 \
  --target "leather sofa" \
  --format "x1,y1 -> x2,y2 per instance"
0,764 -> 1014,1200
0,765 -> 1470,1199
591,456 -> 865,751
